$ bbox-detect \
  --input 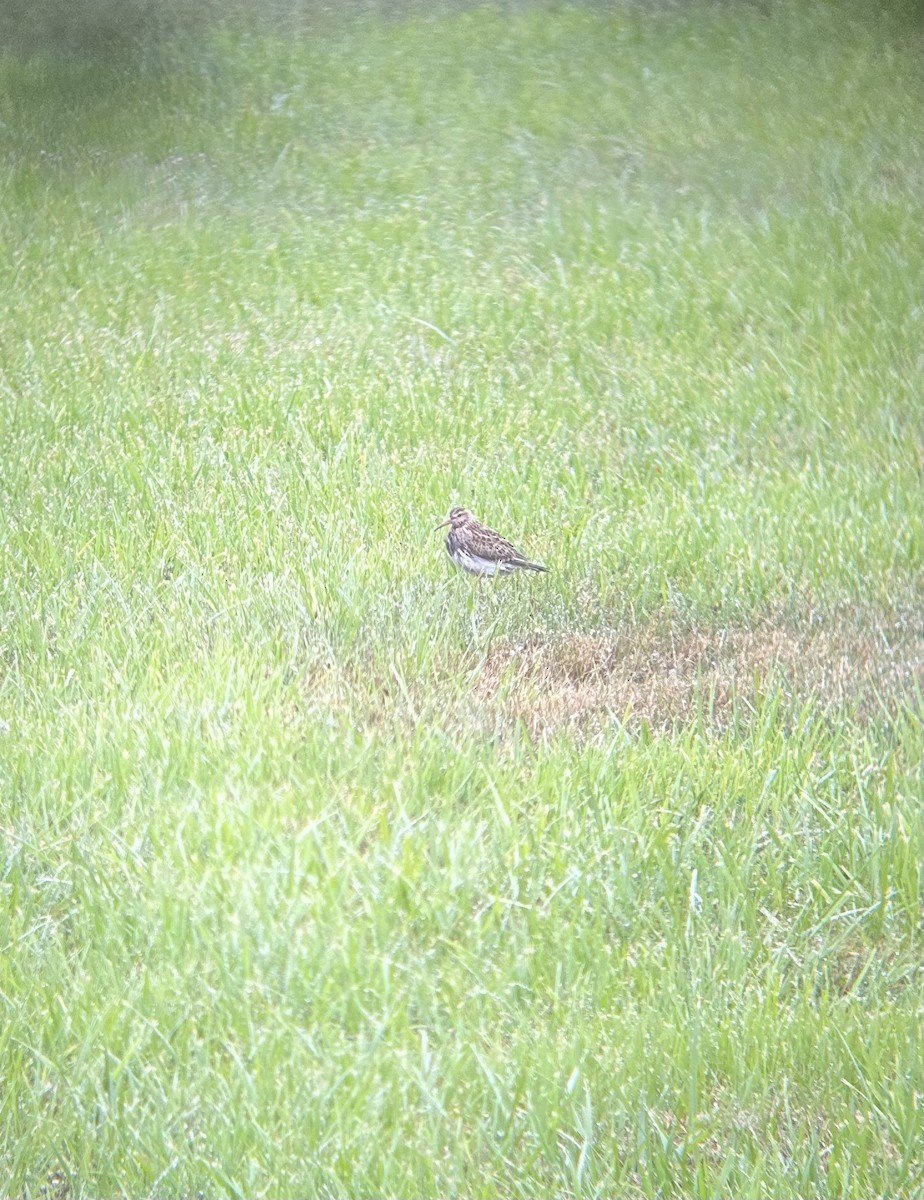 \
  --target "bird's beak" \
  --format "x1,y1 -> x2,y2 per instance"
433,518 -> 451,531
